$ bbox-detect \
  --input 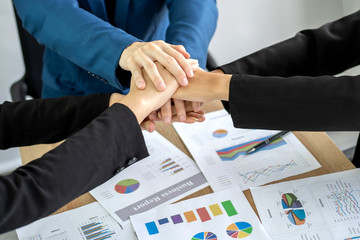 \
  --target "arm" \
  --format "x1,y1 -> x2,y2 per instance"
13,0 -> 140,90
0,104 -> 148,233
0,62 -> 180,233
0,94 -> 110,149
165,0 -> 218,68
174,70 -> 360,131
219,10 -> 360,77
